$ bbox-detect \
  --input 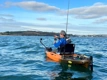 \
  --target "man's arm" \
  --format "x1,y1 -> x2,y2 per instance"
54,40 -> 62,48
